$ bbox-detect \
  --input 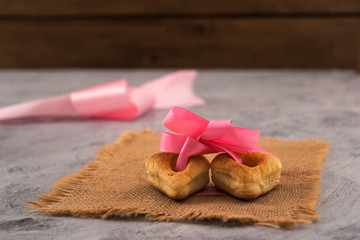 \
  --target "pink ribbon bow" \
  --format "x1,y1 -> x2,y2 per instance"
160,107 -> 276,172
0,70 -> 205,121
